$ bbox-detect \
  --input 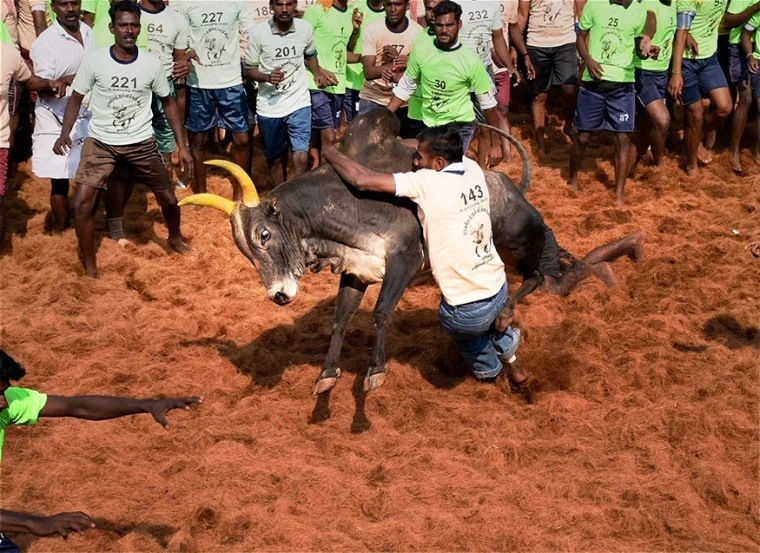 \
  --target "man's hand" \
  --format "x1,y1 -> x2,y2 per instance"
381,44 -> 399,63
586,57 -> 604,80
381,67 -> 396,83
667,73 -> 683,100
53,134 -> 71,155
352,7 -> 363,30
748,56 -> 759,74
177,146 -> 194,178
523,54 -> 536,80
146,396 -> 203,429
512,69 -> 523,86
392,54 -> 408,72
27,512 -> 96,538
172,58 -> 191,81
268,67 -> 285,84
648,44 -> 660,61
487,144 -> 503,168
315,69 -> 338,88
685,34 -> 698,58
638,34 -> 653,58
49,79 -> 67,98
